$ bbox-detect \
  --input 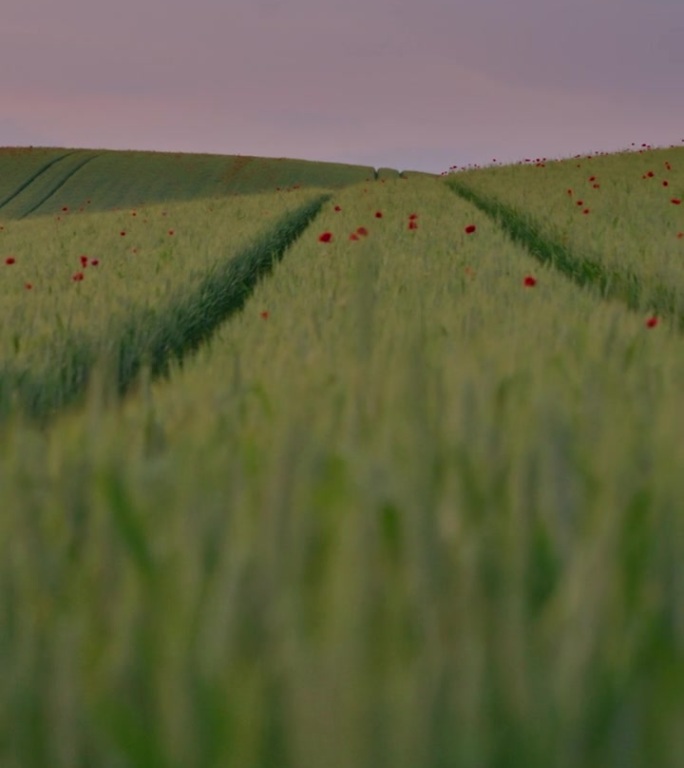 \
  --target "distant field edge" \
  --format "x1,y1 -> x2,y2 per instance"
0,193 -> 332,425
444,177 -> 684,330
